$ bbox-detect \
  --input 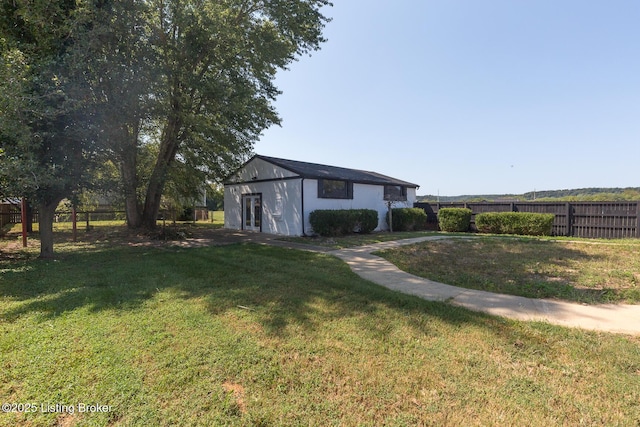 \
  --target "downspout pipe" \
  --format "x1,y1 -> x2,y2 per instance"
301,178 -> 305,236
